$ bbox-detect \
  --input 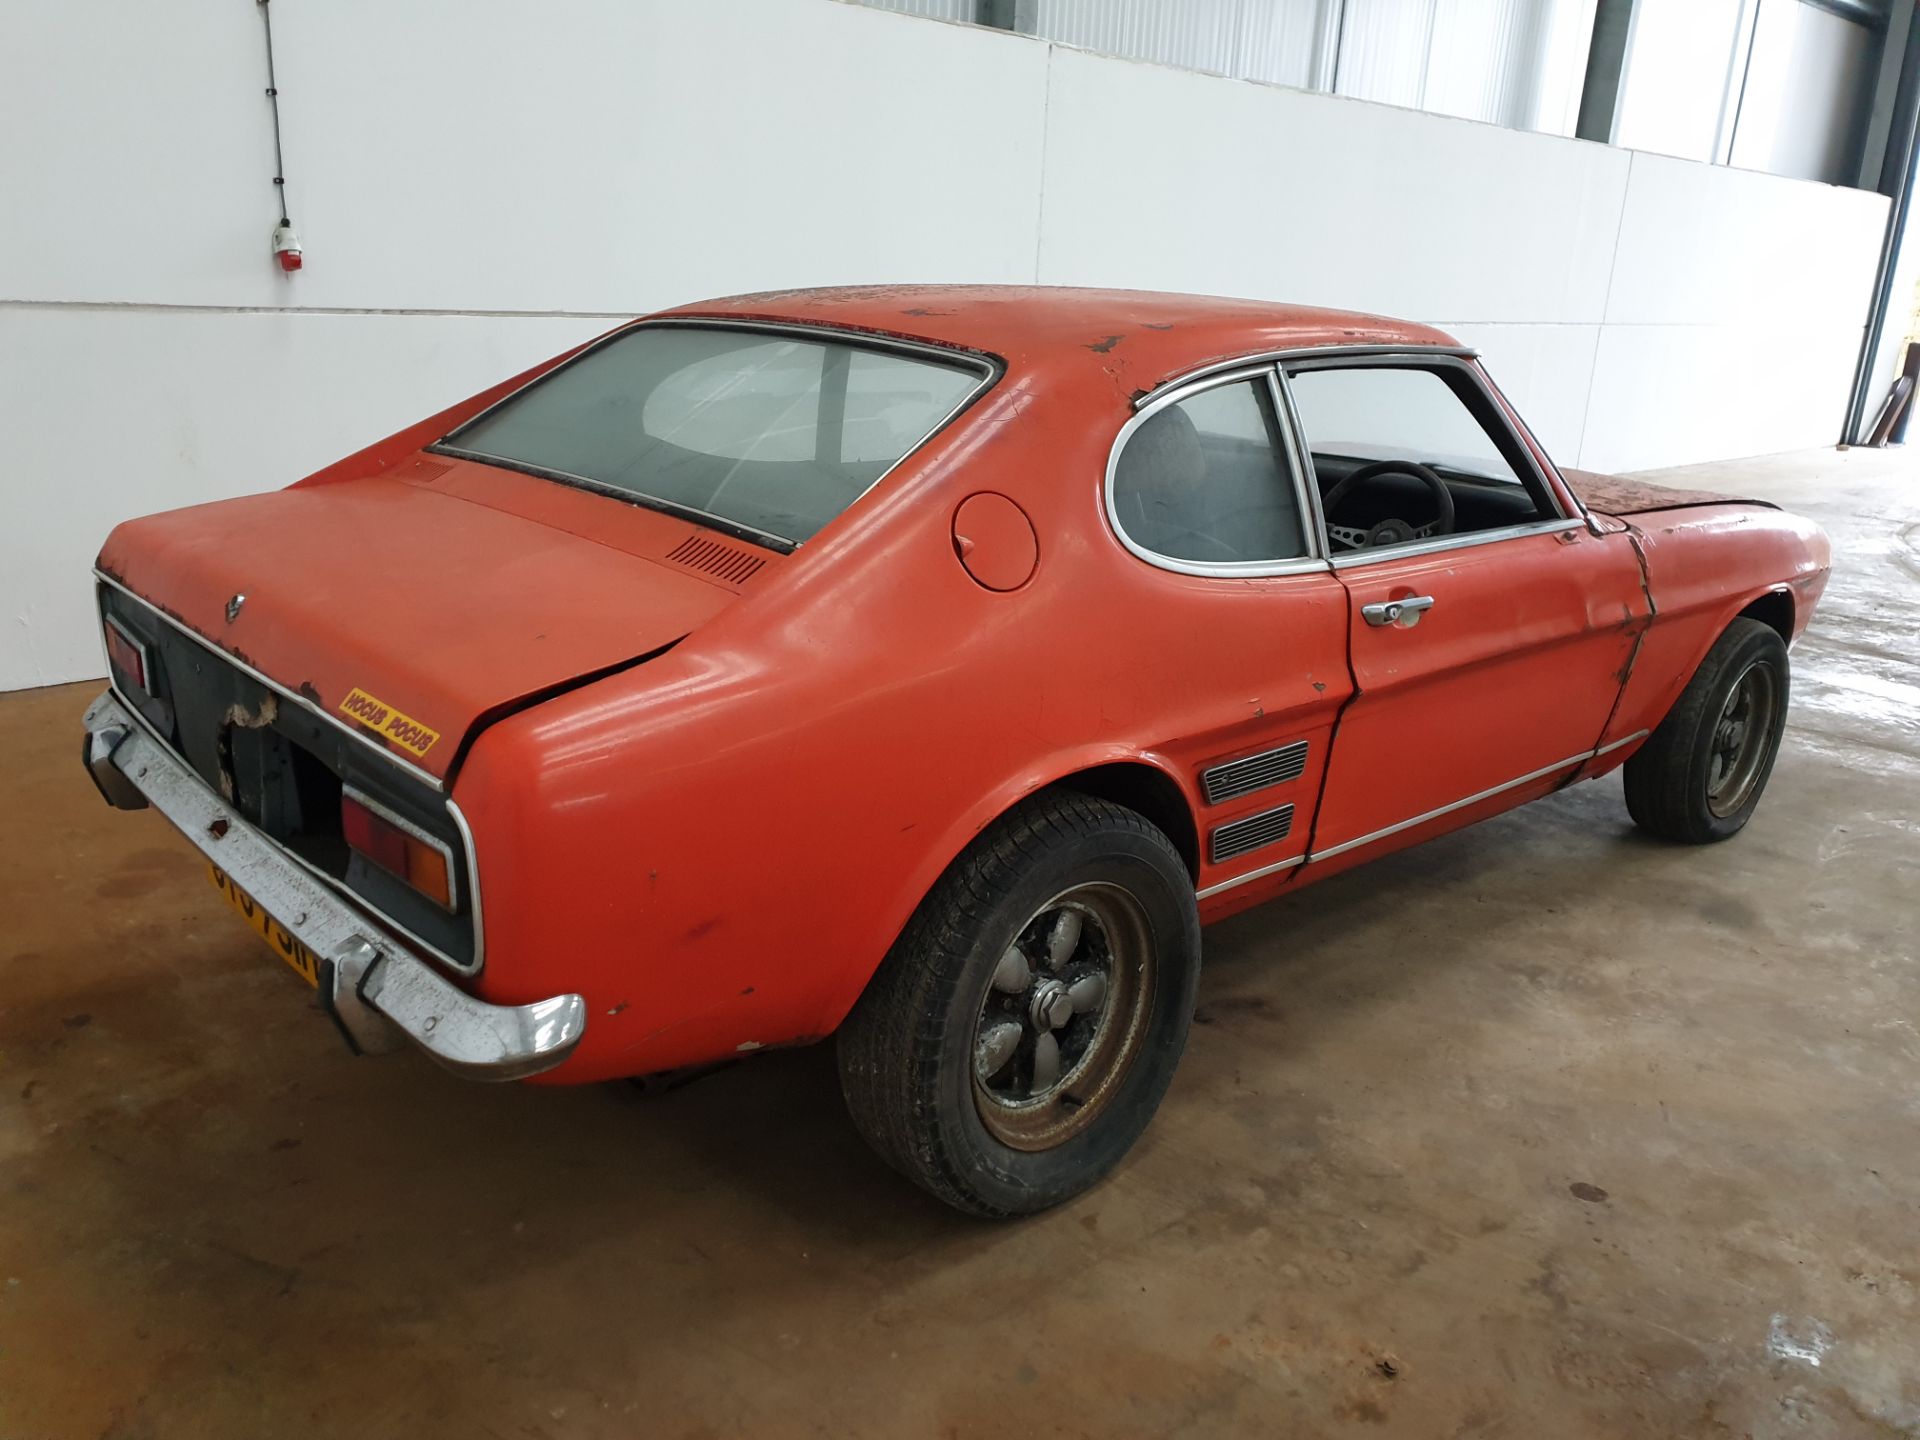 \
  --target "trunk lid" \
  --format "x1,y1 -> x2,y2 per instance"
98,456 -> 775,781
